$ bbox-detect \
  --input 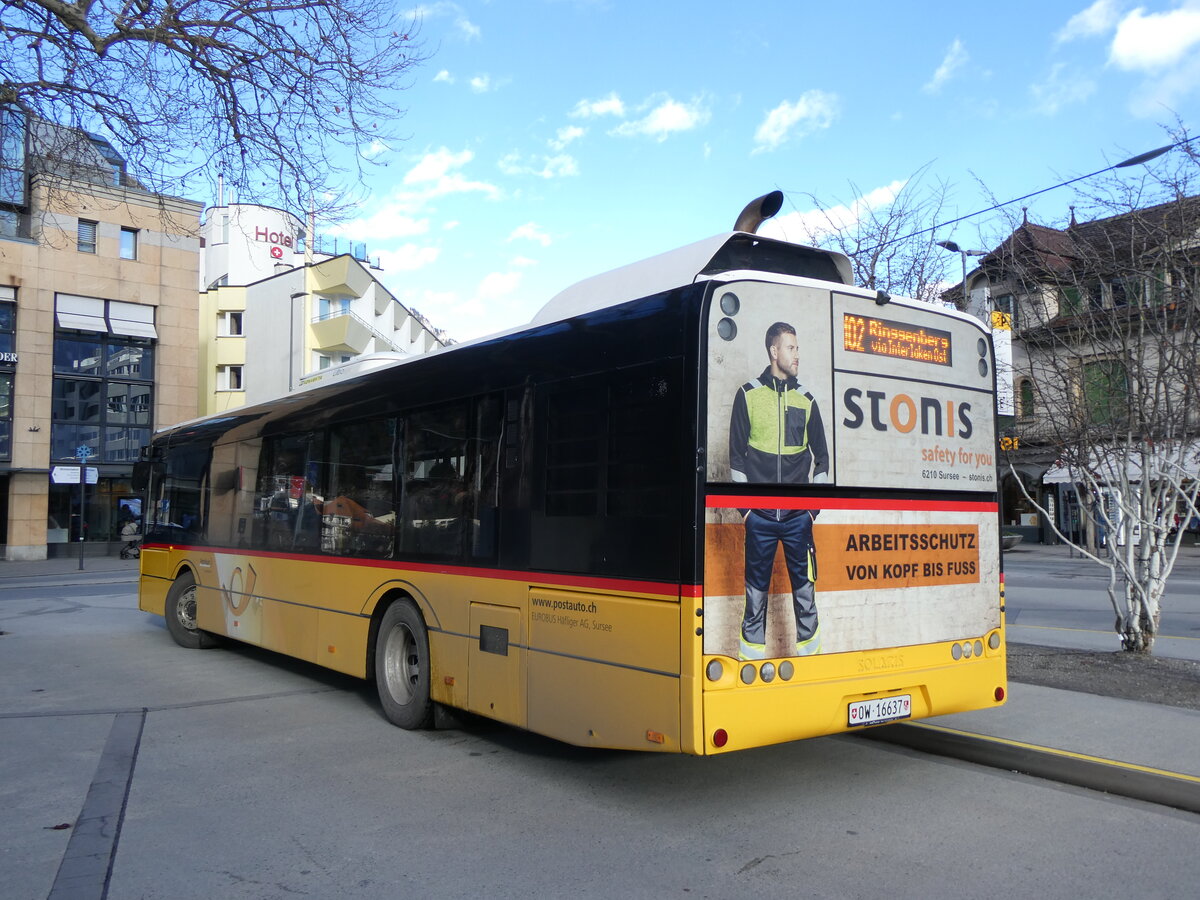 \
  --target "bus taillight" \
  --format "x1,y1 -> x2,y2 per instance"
712,729 -> 729,748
